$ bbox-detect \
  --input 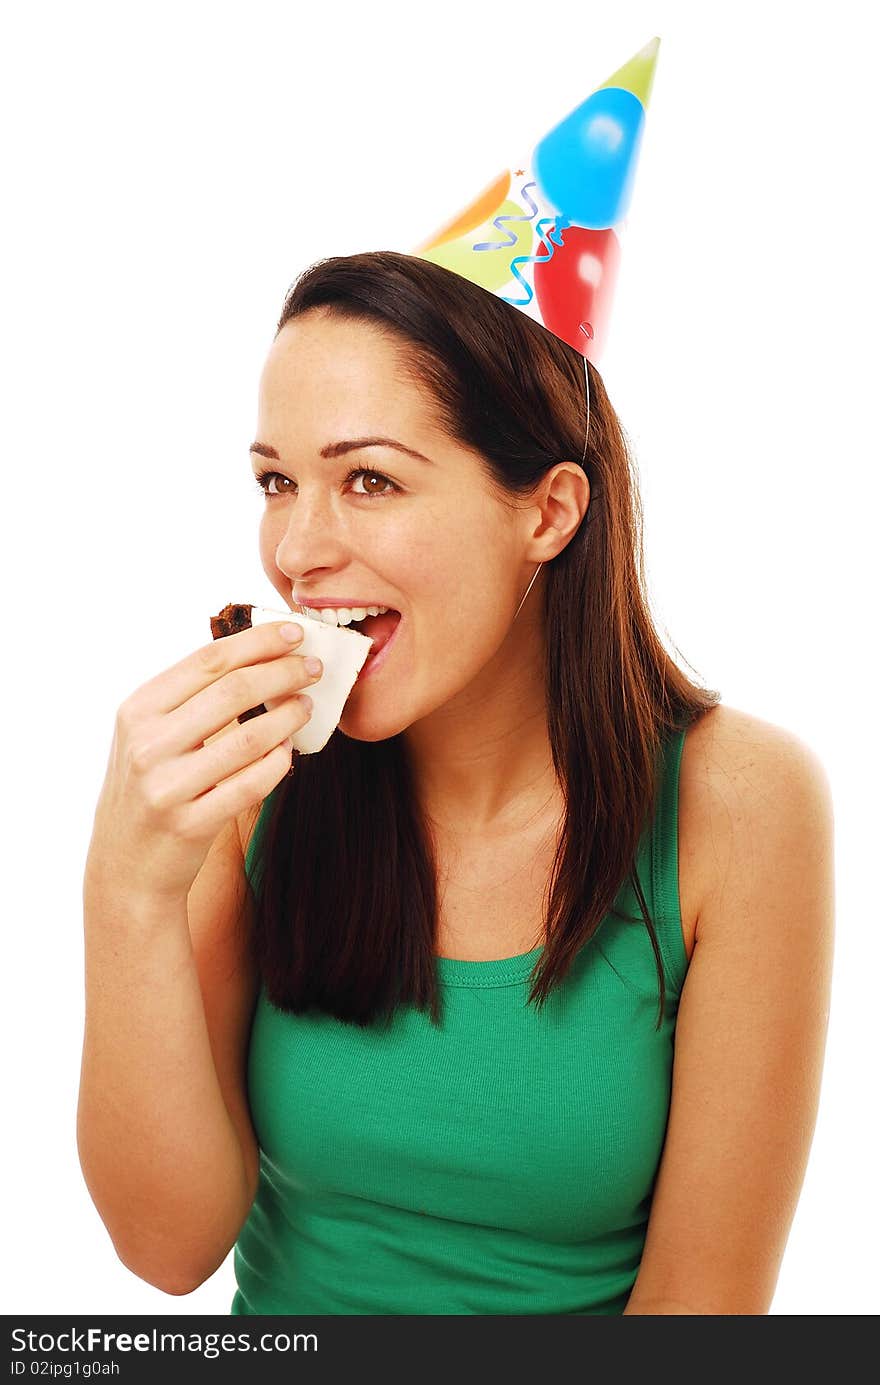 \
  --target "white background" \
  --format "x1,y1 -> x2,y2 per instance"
2,0 -> 877,1316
